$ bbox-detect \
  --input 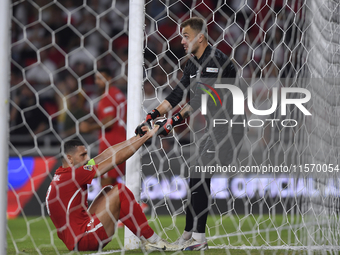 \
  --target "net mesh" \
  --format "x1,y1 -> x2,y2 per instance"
141,0 -> 340,253
7,0 -> 340,254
